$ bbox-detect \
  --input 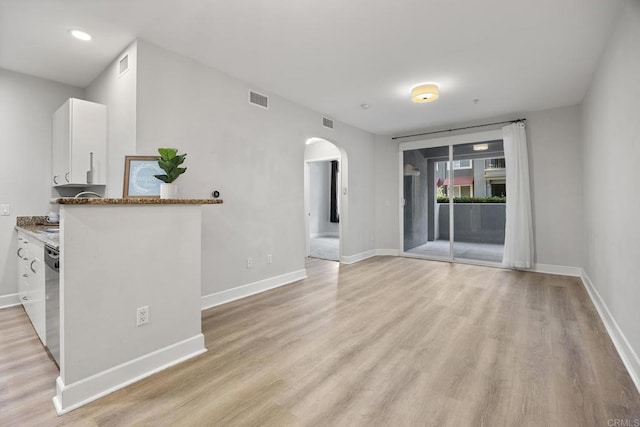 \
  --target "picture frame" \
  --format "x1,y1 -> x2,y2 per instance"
123,156 -> 163,198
